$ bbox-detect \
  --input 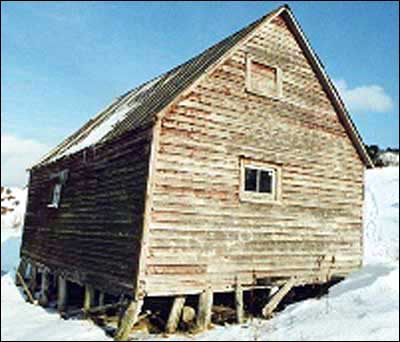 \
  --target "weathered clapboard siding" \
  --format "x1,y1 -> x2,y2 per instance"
143,14 -> 364,296
21,124 -> 153,295
20,6 -> 370,306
